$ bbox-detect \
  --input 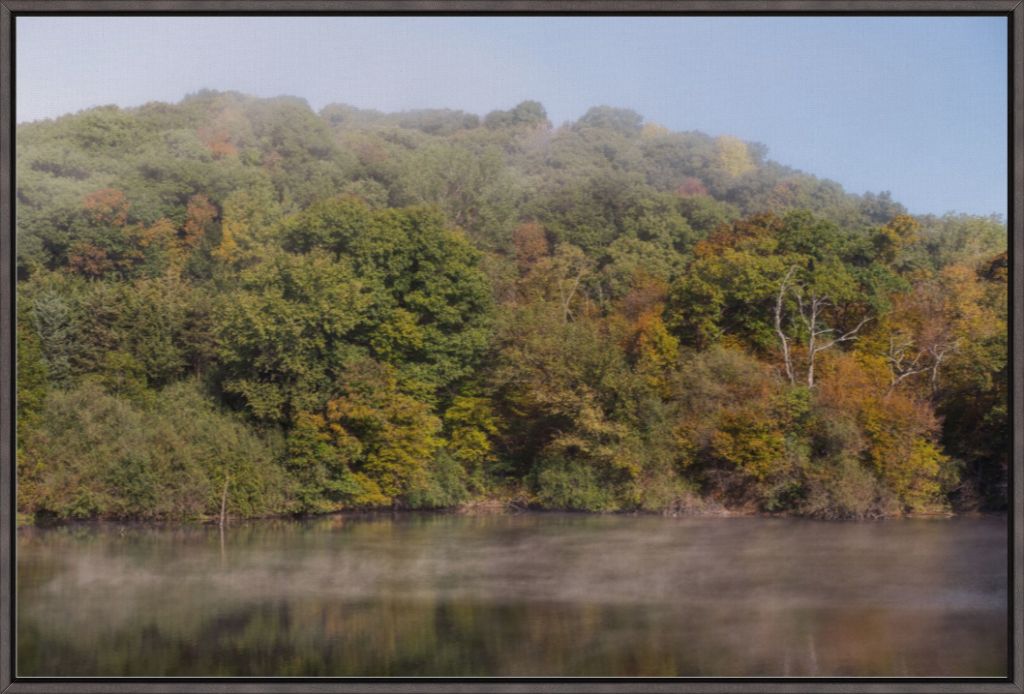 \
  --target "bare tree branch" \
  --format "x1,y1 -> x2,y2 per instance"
776,269 -> 872,388
775,266 -> 797,385
886,334 -> 929,394
814,316 -> 871,355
